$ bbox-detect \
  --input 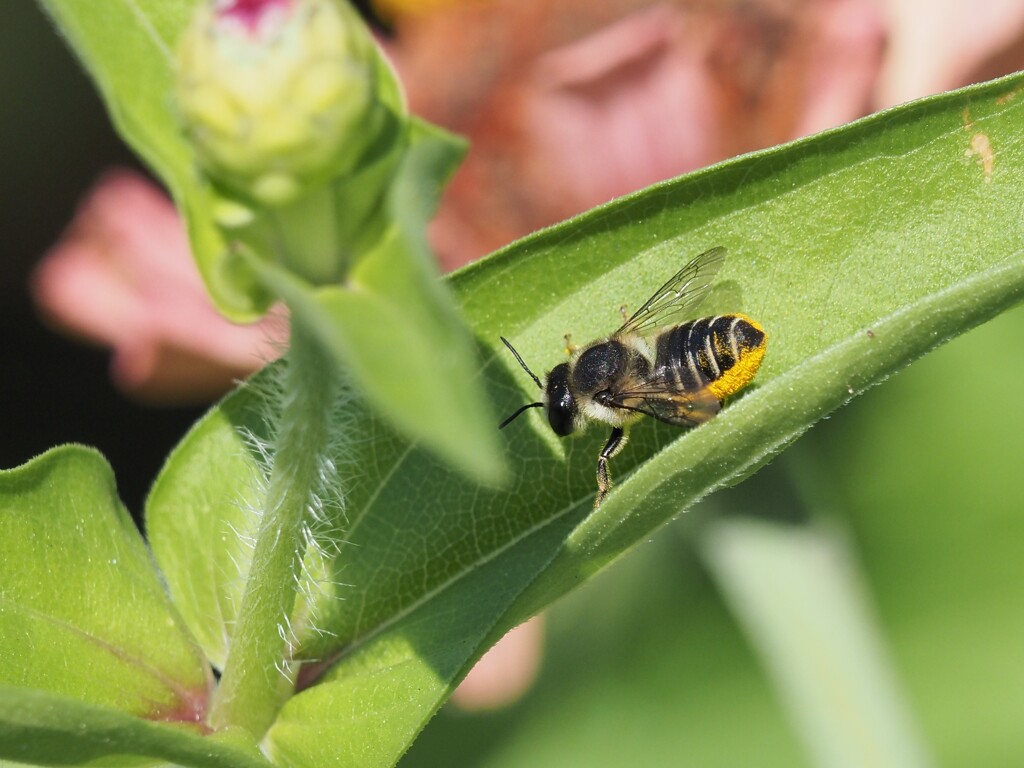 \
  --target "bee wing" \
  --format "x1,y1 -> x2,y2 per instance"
608,379 -> 722,428
615,246 -> 727,336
